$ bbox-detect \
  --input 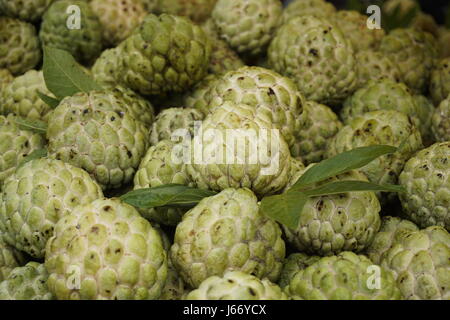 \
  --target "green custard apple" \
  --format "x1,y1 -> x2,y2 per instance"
0,17 -> 41,75
268,15 -> 357,105
186,271 -> 289,300
120,14 -> 212,96
39,0 -> 103,65
399,142 -> 450,230
0,0 -> 56,22
354,50 -> 401,89
431,98 -> 450,142
158,0 -> 217,24
0,262 -> 54,300
413,94 -> 436,146
183,74 -> 220,115
47,90 -> 150,190
282,0 -> 336,23
285,251 -> 402,300
278,253 -> 320,288
91,47 -> 123,89
0,234 -> 26,282
430,57 -> 450,106
45,198 -> 168,300
171,188 -> 285,288
0,69 -> 13,92
438,27 -> 450,59
0,158 -> 103,258
206,37 -> 245,76
211,0 -> 283,56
